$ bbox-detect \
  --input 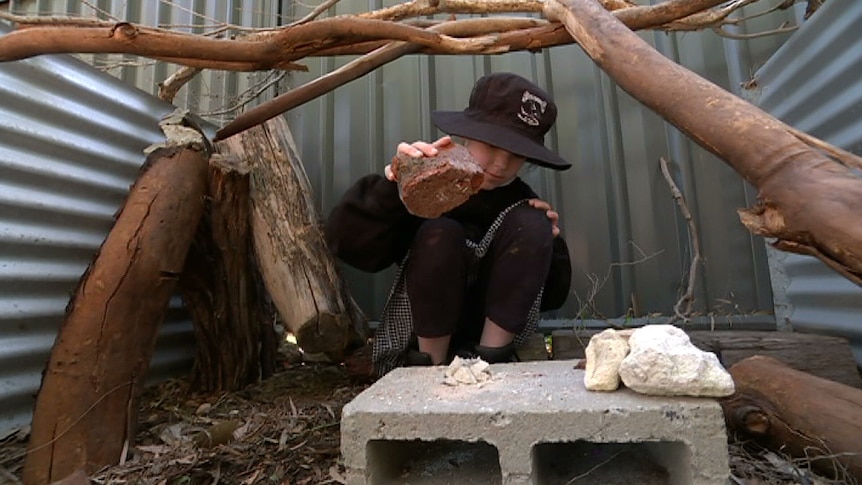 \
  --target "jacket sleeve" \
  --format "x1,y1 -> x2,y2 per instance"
324,174 -> 421,273
540,235 -> 572,311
